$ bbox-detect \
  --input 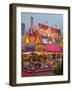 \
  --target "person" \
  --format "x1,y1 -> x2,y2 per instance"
42,34 -> 48,44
